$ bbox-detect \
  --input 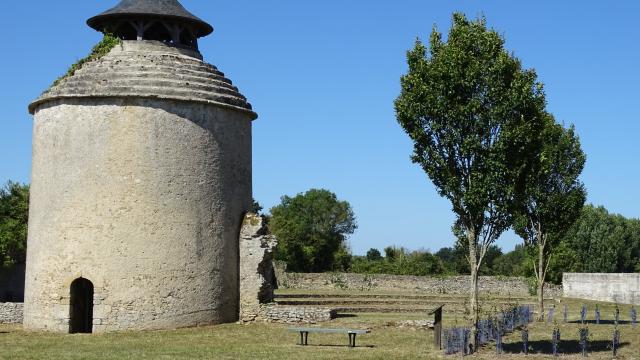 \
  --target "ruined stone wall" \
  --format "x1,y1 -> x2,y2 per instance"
25,98 -> 252,332
563,273 -> 640,305
239,214 -> 277,322
278,272 -> 562,298
0,303 -> 23,324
